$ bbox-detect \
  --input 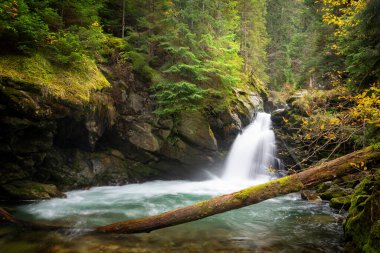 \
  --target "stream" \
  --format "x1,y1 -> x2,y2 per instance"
0,113 -> 345,252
